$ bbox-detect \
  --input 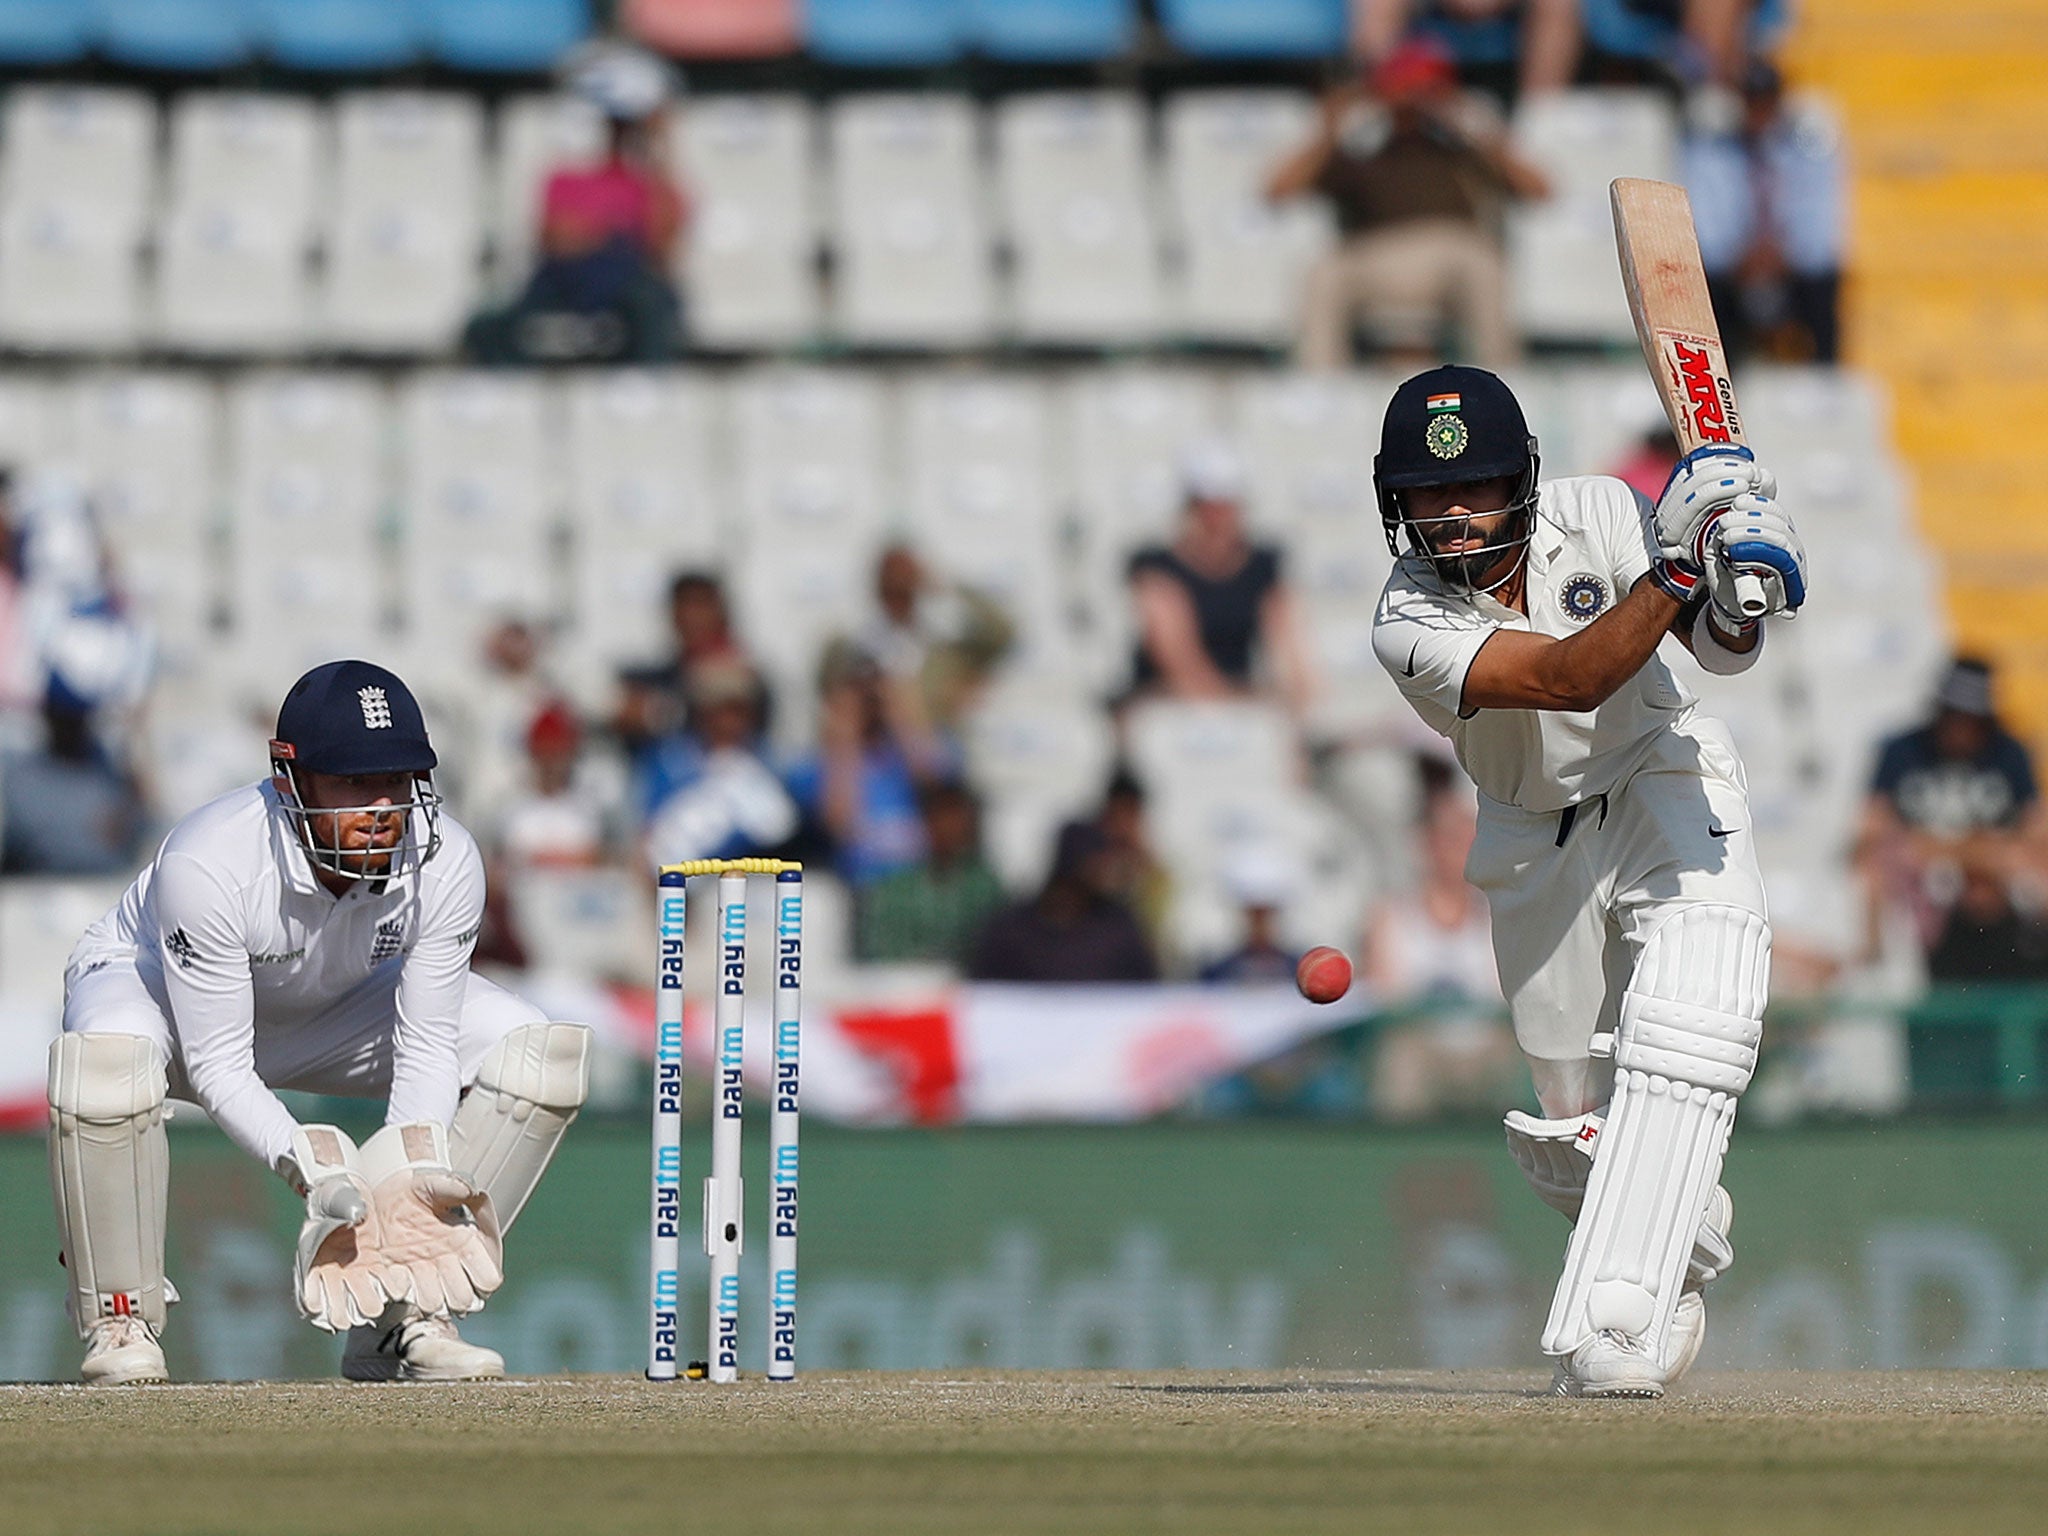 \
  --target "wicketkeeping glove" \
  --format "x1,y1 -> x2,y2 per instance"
358,1121 -> 504,1317
282,1124 -> 393,1332
1650,445 -> 1778,602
